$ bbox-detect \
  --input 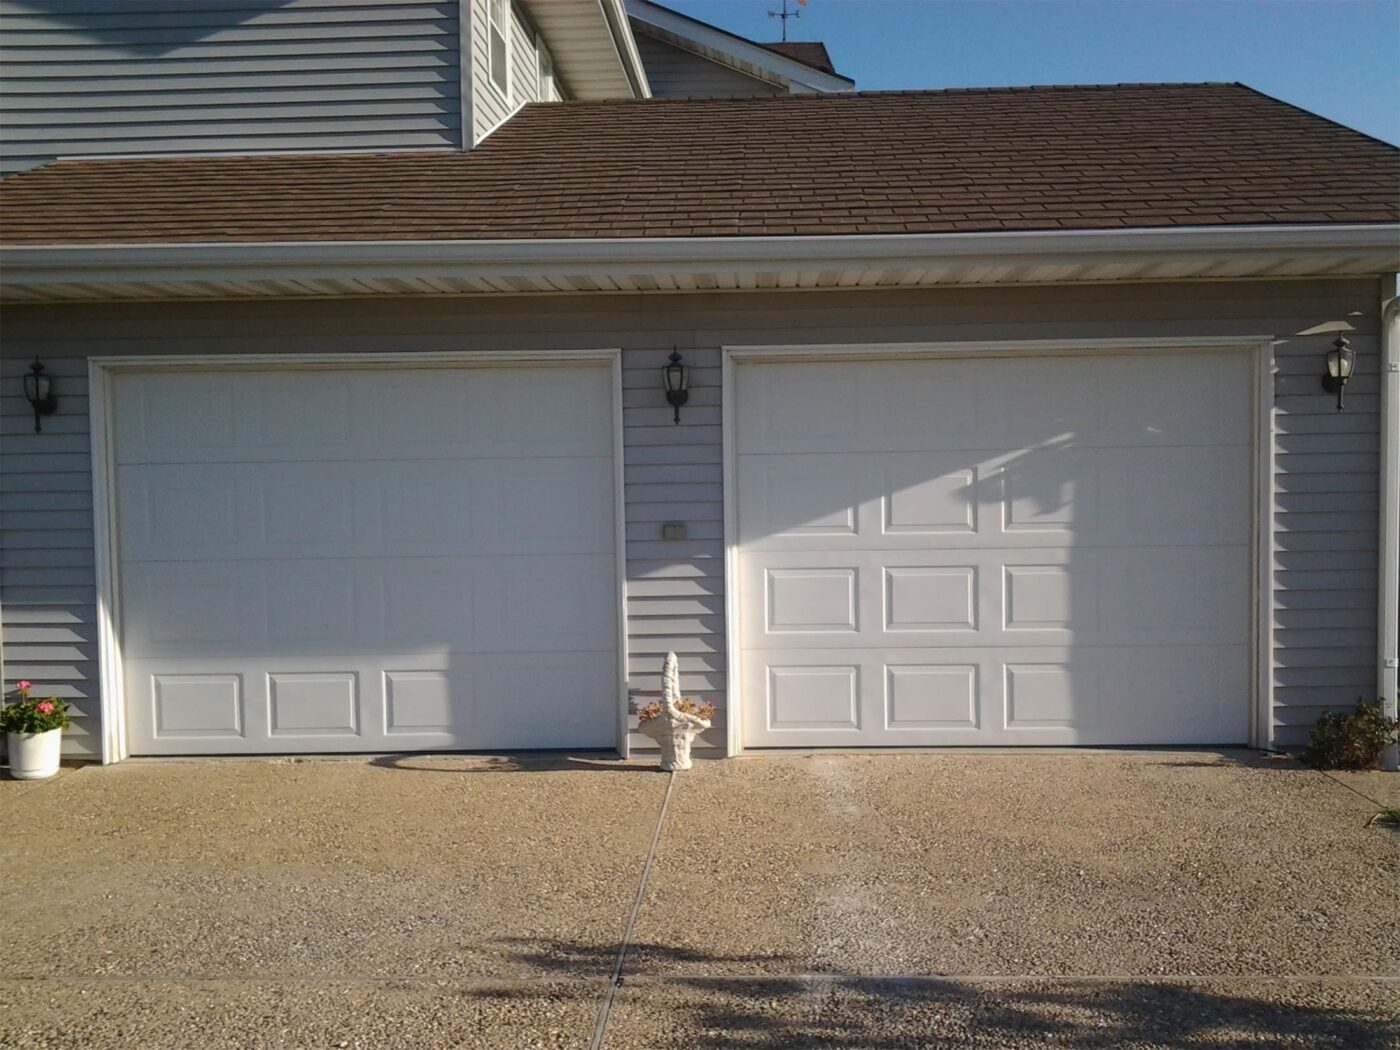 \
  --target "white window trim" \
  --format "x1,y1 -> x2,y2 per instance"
89,349 -> 629,763
720,336 -> 1277,758
487,0 -> 512,101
